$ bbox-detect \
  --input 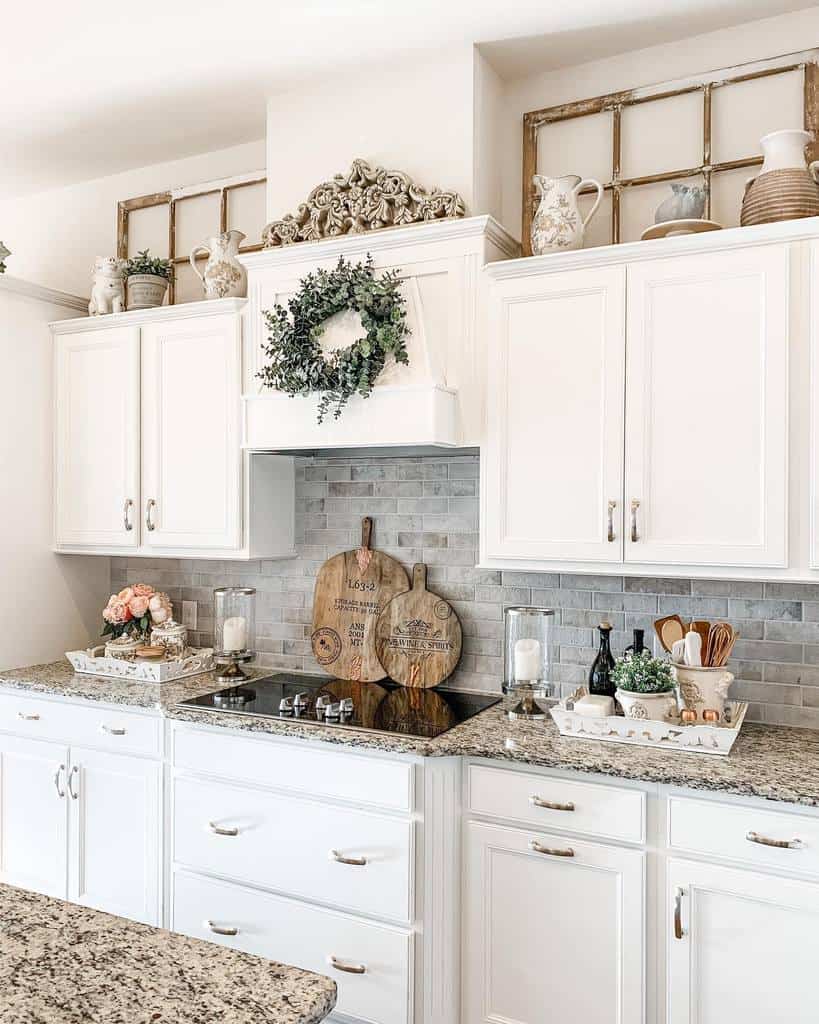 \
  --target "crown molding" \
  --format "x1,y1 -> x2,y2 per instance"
50,296 -> 247,334
0,276 -> 87,312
